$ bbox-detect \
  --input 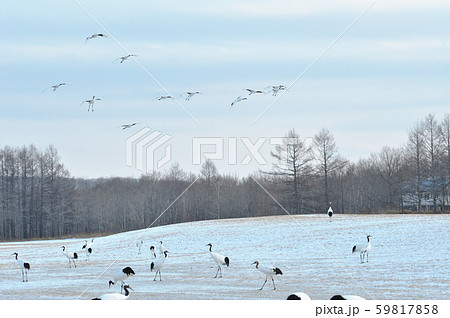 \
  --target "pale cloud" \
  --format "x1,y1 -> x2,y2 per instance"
175,0 -> 450,18
378,39 -> 450,50
0,42 -> 116,64
1,37 -> 448,66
